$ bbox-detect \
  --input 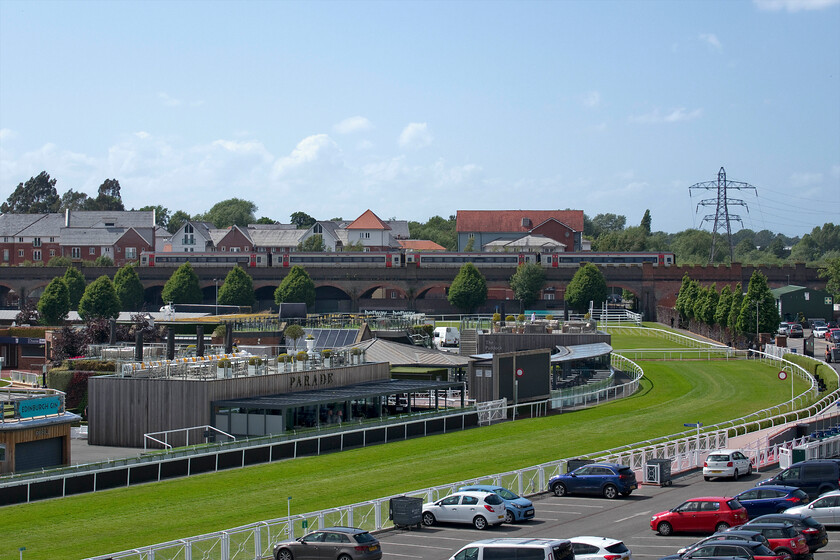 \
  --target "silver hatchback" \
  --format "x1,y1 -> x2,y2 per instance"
423,491 -> 506,530
272,527 -> 382,560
